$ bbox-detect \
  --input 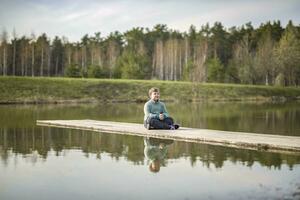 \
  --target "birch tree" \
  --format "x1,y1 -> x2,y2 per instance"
0,30 -> 8,76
